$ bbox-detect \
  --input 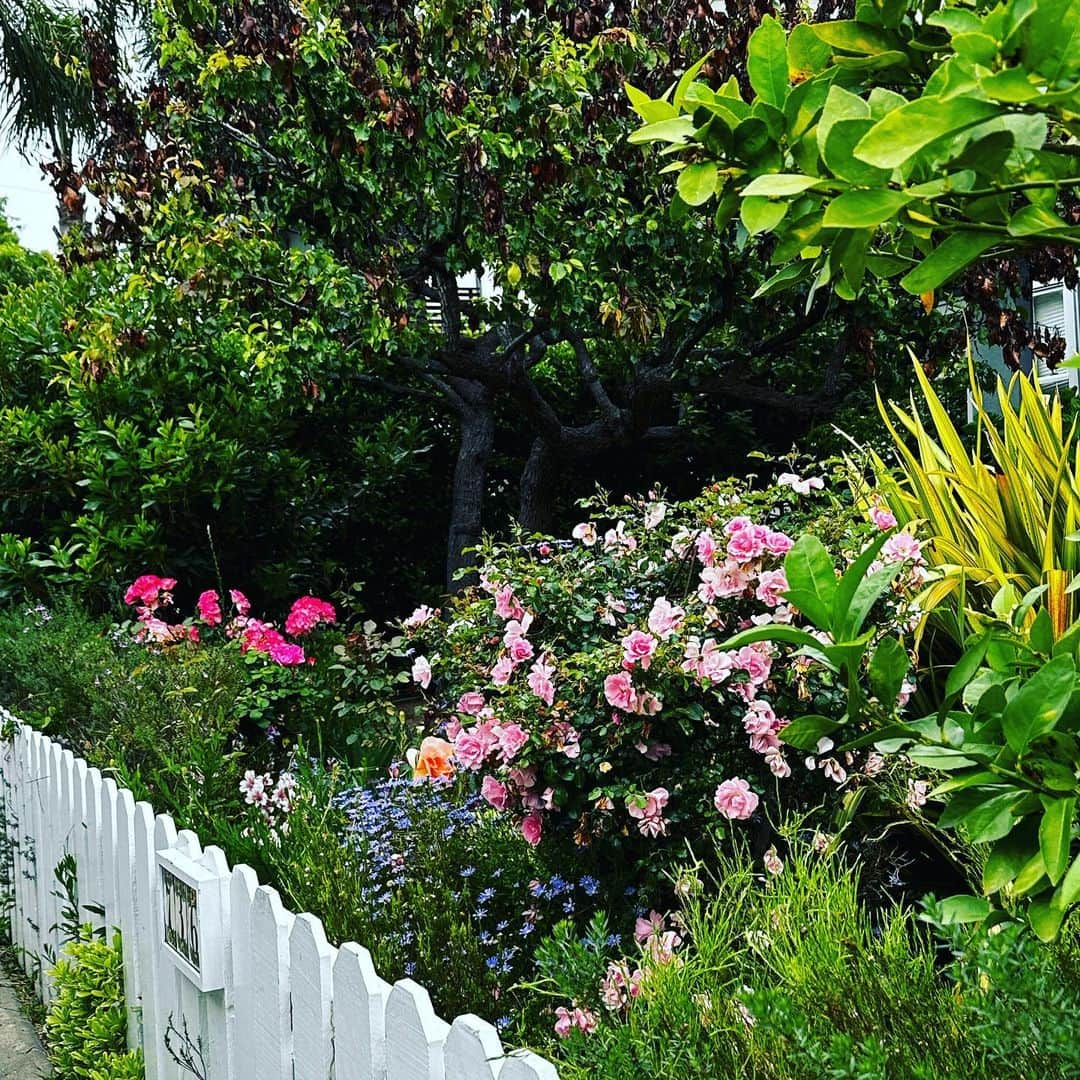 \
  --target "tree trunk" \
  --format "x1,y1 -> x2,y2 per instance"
519,436 -> 556,534
446,383 -> 495,591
